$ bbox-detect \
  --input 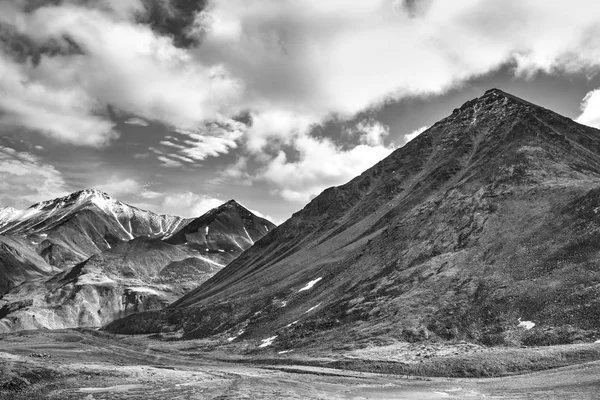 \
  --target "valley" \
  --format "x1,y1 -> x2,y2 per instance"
2,329 -> 600,399
3,89 -> 600,398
